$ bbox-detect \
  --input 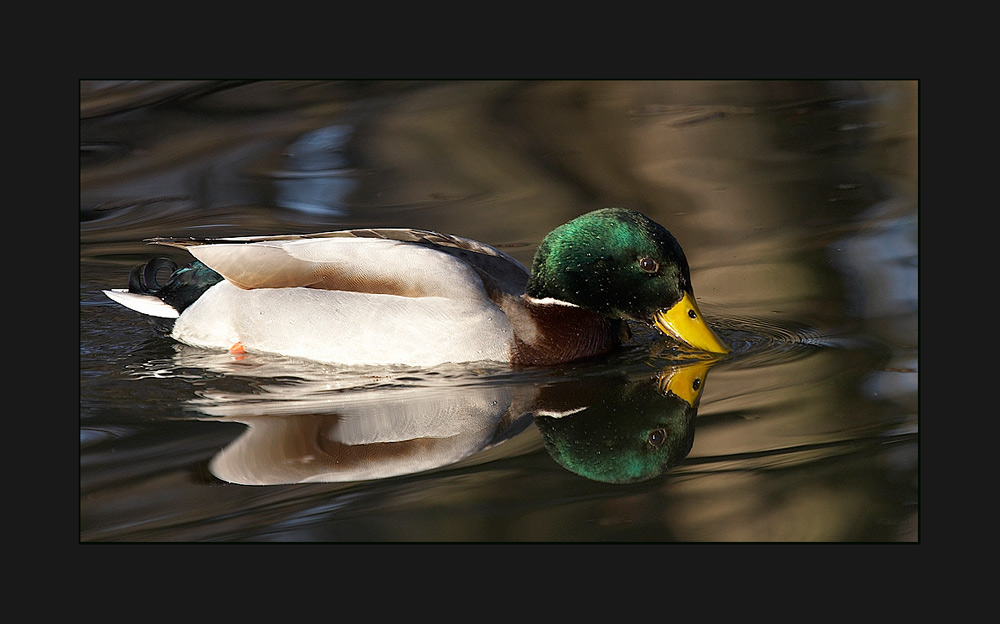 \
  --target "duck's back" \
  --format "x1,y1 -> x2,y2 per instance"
161,229 -> 530,366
